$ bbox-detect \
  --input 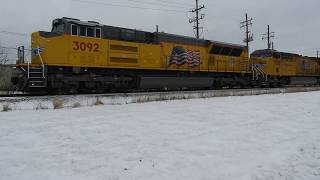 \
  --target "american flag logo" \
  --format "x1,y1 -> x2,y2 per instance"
169,46 -> 201,67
